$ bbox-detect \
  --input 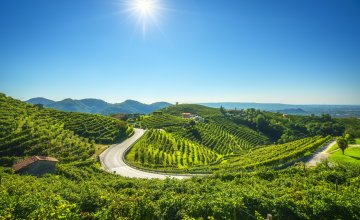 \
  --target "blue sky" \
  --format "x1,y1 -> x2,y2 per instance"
0,0 -> 359,104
